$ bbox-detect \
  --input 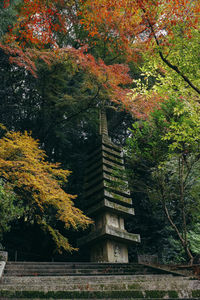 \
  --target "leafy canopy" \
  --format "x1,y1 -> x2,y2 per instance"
0,0 -> 132,109
0,179 -> 24,240
0,130 -> 92,252
1,0 -> 199,117
128,25 -> 200,118
126,97 -> 200,263
80,0 -> 200,115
